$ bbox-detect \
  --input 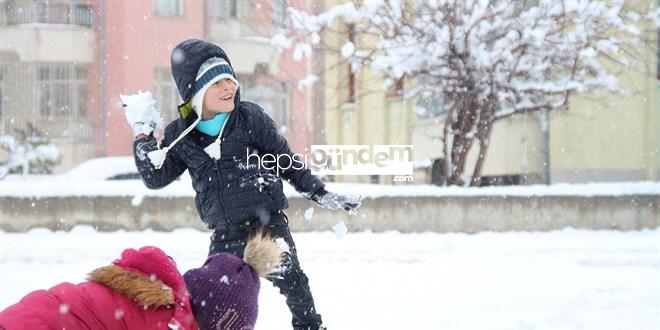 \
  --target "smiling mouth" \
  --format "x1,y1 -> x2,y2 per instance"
220,94 -> 233,101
